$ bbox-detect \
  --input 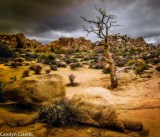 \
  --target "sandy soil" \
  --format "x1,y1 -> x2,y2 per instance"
0,64 -> 160,137
50,66 -> 160,137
